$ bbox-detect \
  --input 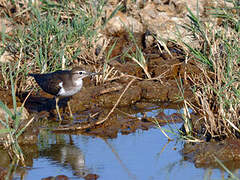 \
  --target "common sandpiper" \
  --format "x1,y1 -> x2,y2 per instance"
29,67 -> 98,121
